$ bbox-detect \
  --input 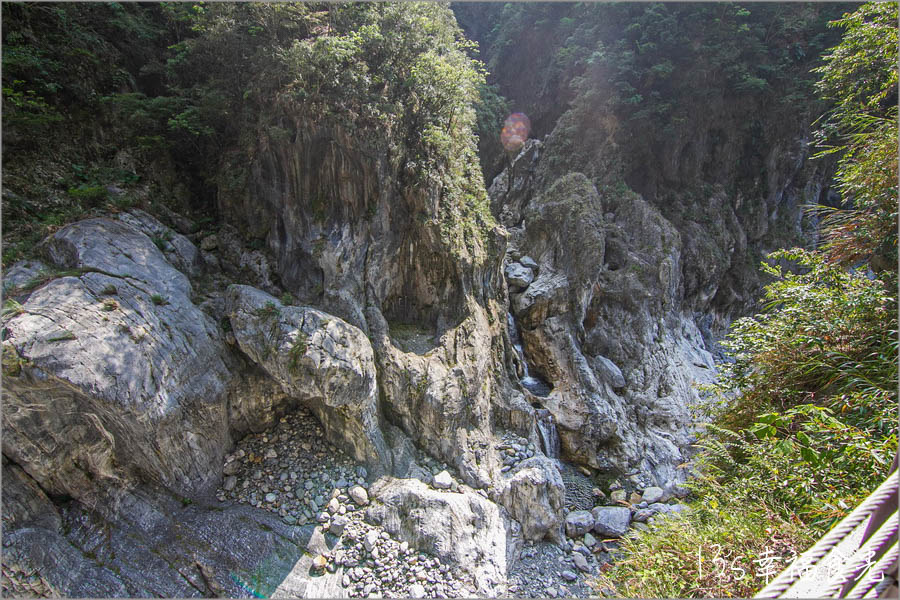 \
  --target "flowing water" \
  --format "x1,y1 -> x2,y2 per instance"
535,408 -> 560,459
507,313 -> 552,397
